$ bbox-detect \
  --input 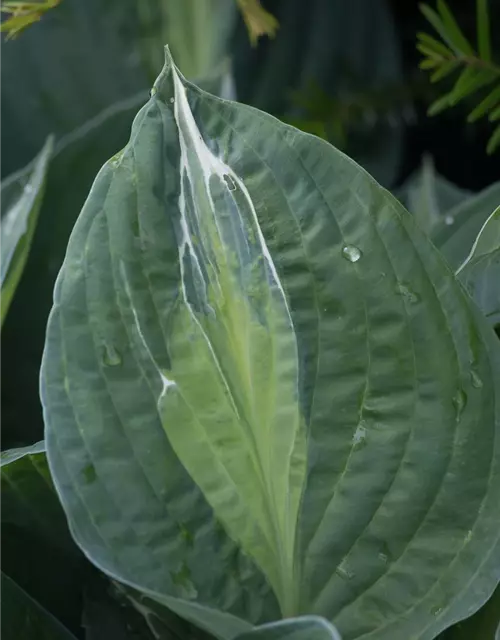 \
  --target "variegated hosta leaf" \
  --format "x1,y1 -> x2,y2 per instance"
1,136 -> 53,325
234,616 -> 341,640
42,49 -> 500,640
